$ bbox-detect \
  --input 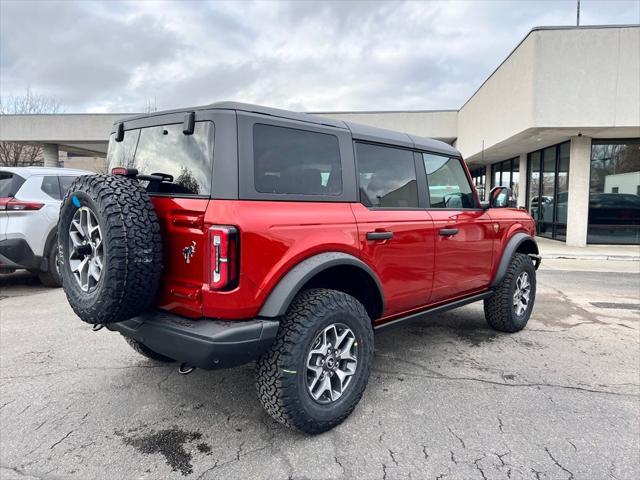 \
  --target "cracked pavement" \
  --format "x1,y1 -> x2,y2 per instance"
1,261 -> 639,480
